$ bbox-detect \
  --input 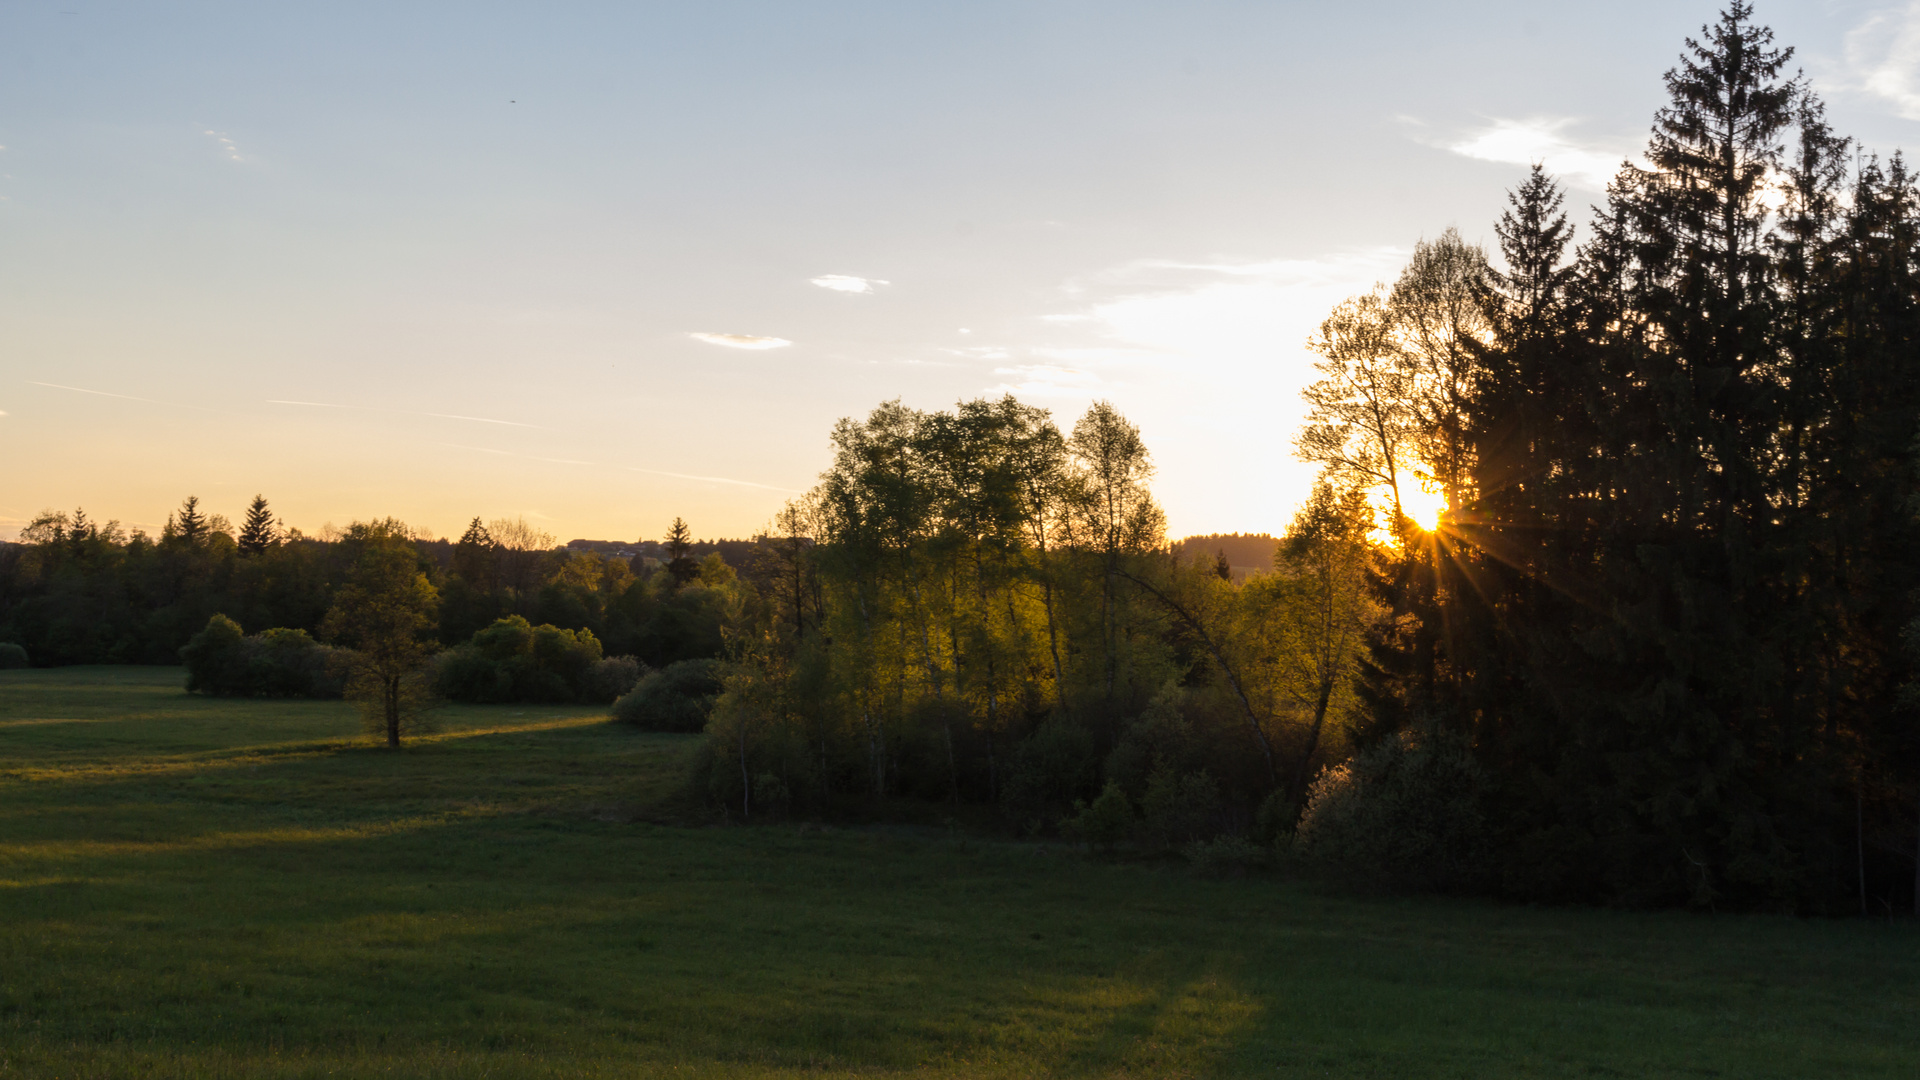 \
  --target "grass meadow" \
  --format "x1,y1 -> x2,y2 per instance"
0,666 -> 1914,1078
